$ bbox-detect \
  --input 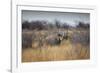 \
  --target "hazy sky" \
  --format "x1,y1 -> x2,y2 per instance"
22,10 -> 90,26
